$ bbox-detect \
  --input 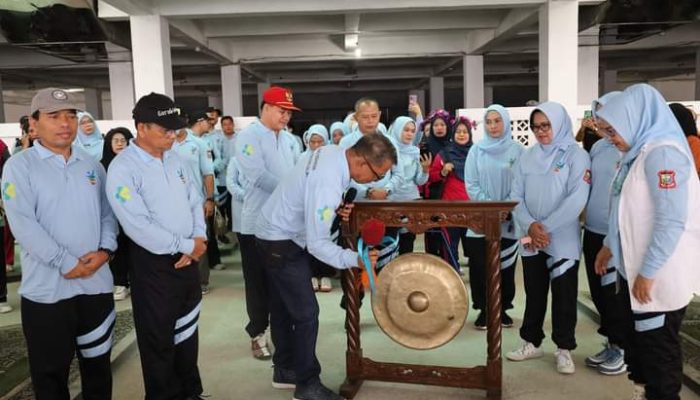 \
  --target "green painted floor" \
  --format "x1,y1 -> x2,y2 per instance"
2,242 -> 699,399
